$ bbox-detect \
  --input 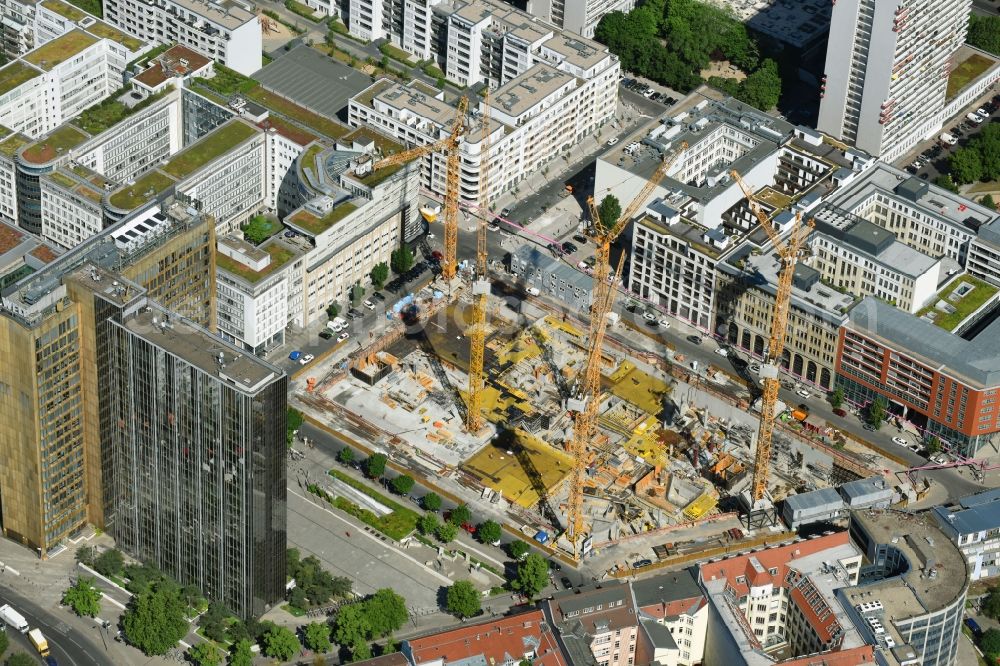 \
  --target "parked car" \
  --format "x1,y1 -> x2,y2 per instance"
966,618 -> 982,638
714,347 -> 729,357
337,332 -> 350,342
573,234 -> 589,245
299,353 -> 315,364
500,207 -> 512,218
658,317 -> 670,328
560,577 -> 574,589
319,329 -> 333,340
687,335 -> 702,345
288,351 -> 302,361
642,311 -> 657,322
863,423 -> 878,432
892,436 -> 908,446
632,559 -> 653,568
796,388 -> 811,399
348,309 -> 363,319
606,137 -> 620,146
833,407 -> 847,417
372,292 -> 386,302
561,242 -> 578,254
